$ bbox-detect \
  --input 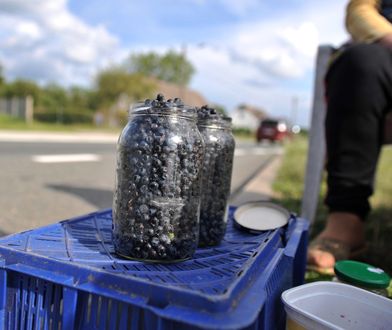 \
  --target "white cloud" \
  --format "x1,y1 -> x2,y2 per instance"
0,0 -> 349,128
218,0 -> 260,16
187,0 -> 259,16
186,1 -> 348,127
0,0 -> 122,85
279,22 -> 319,57
15,21 -> 42,40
